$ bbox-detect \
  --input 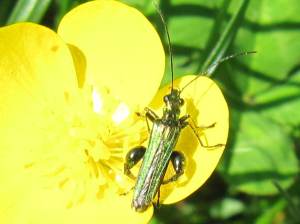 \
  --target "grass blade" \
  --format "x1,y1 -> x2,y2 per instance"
200,0 -> 250,76
6,0 -> 52,25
